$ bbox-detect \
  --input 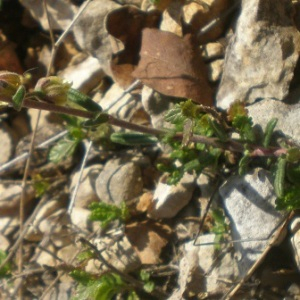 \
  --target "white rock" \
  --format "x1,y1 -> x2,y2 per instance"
57,244 -> 78,264
95,160 -> 143,205
202,42 -> 225,60
247,99 -> 300,145
148,173 -> 196,219
70,164 -> 102,209
169,234 -> 239,298
0,123 -> 14,165
59,56 -> 105,94
160,1 -> 183,37
0,234 -> 10,252
290,217 -> 300,271
219,168 -> 285,276
34,244 -> 58,267
19,0 -> 78,31
70,207 -> 94,232
217,0 -> 300,109
208,59 -> 224,82
0,217 -> 19,236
